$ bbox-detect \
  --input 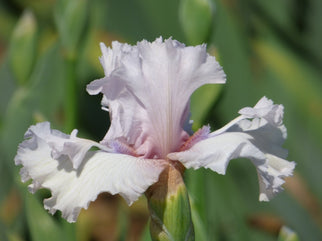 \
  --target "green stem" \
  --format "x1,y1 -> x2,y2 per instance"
146,162 -> 195,241
64,54 -> 77,132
